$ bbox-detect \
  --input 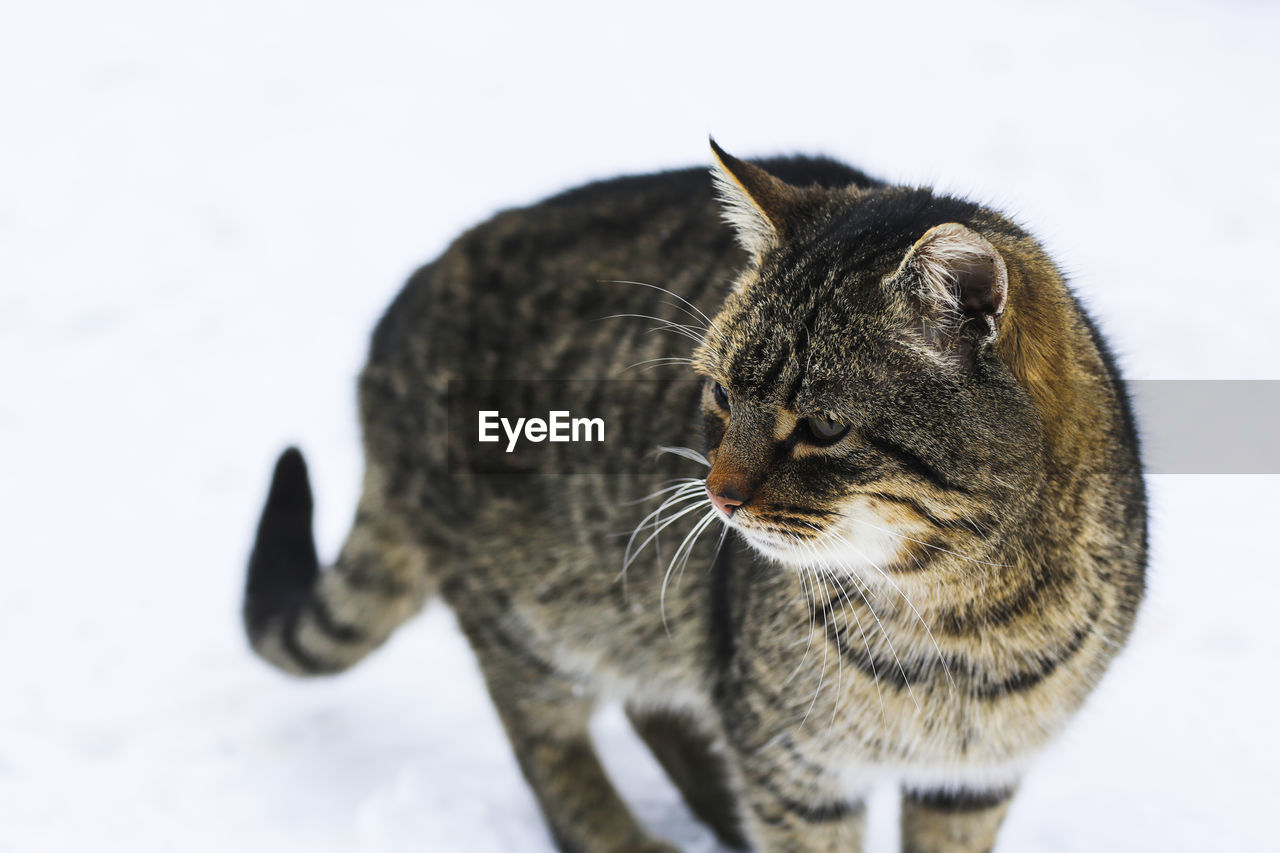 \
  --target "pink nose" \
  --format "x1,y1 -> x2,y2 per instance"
707,484 -> 746,517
